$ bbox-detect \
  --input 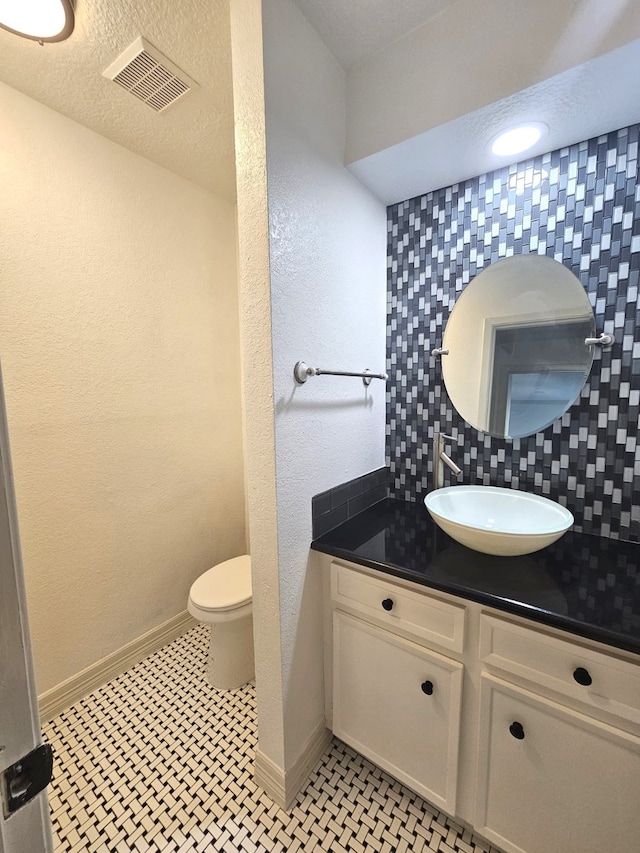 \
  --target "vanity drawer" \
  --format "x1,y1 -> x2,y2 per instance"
479,614 -> 640,725
331,562 -> 465,653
